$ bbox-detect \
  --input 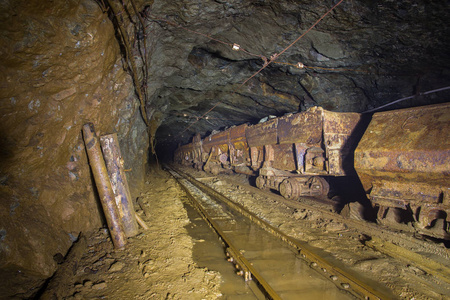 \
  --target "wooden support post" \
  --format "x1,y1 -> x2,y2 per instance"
82,123 -> 127,249
100,133 -> 139,237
